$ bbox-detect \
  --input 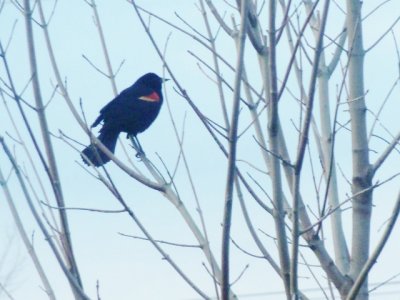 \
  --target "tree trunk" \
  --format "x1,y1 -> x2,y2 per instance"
346,1 -> 372,299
